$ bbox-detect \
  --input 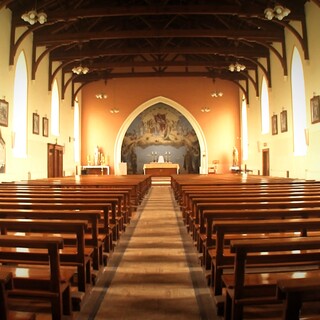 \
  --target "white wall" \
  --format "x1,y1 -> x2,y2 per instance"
0,8 -> 78,182
1,3 -> 320,181
243,1 -> 320,180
